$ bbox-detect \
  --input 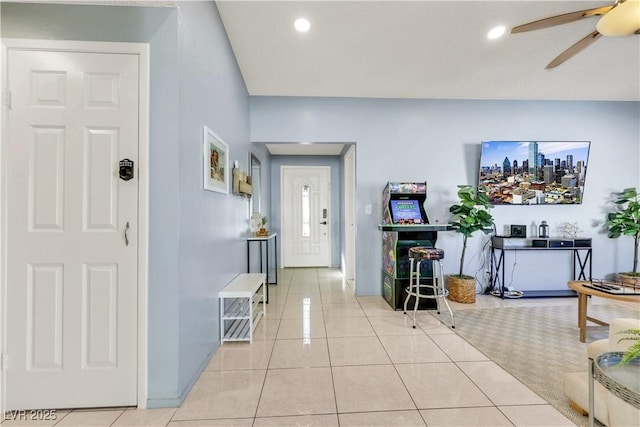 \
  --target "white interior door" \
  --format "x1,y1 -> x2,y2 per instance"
4,47 -> 139,410
344,145 -> 356,281
282,166 -> 331,267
